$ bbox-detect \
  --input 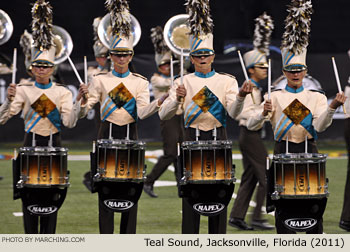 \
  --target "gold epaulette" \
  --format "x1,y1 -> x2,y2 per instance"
132,73 -> 147,81
218,72 -> 236,79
